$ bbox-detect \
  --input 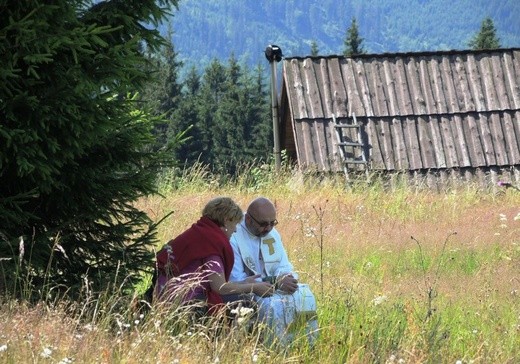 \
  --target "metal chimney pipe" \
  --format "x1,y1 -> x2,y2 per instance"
265,45 -> 283,172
